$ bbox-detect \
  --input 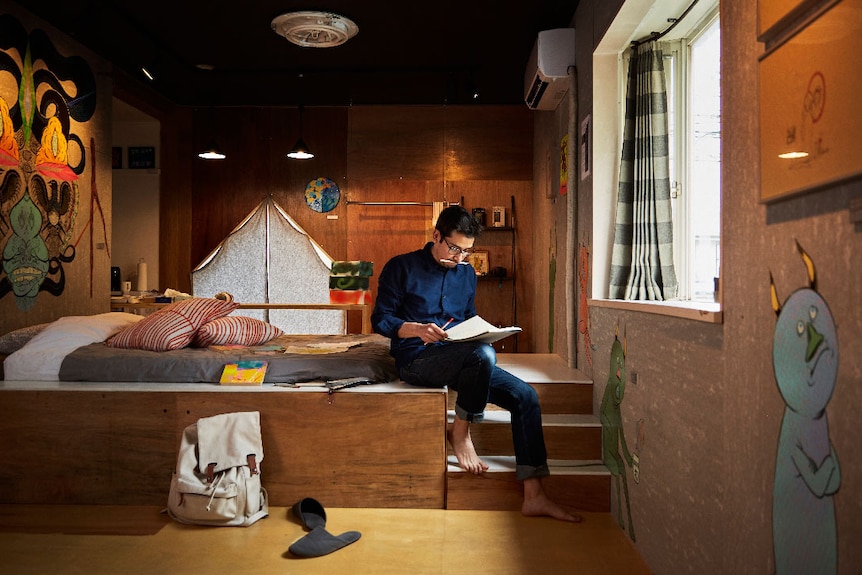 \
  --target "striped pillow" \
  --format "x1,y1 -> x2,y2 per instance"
193,316 -> 283,347
107,298 -> 239,351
